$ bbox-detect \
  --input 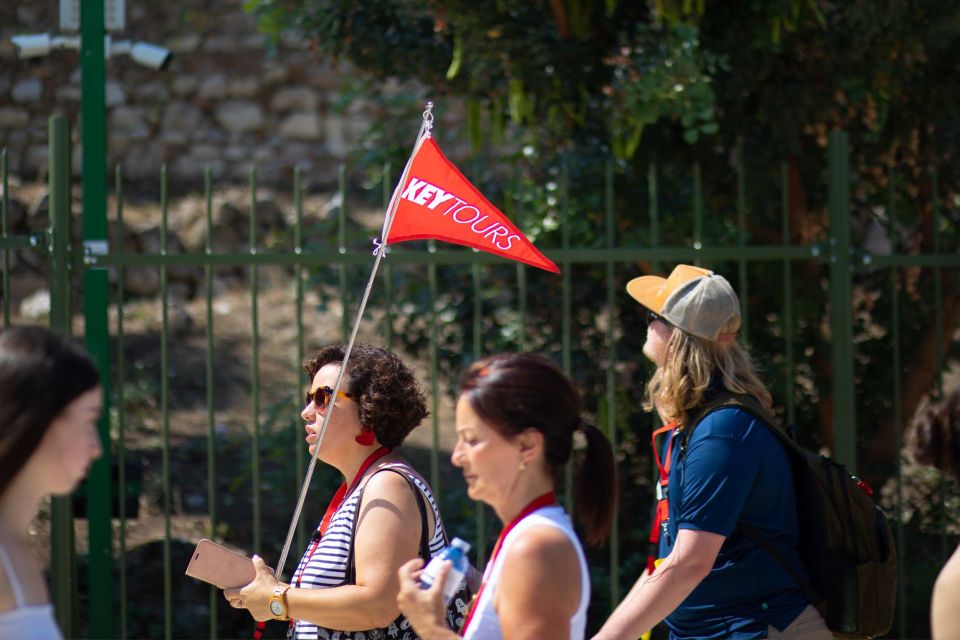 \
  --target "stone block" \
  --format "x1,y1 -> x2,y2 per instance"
215,100 -> 264,133
198,74 -> 227,100
279,112 -> 322,141
55,85 -> 82,102
270,87 -> 318,113
171,75 -> 198,97
110,106 -> 151,139
105,81 -> 126,107
121,143 -> 165,181
228,78 -> 261,98
170,34 -> 202,54
161,101 -> 203,134
11,78 -> 43,103
0,108 -> 29,128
